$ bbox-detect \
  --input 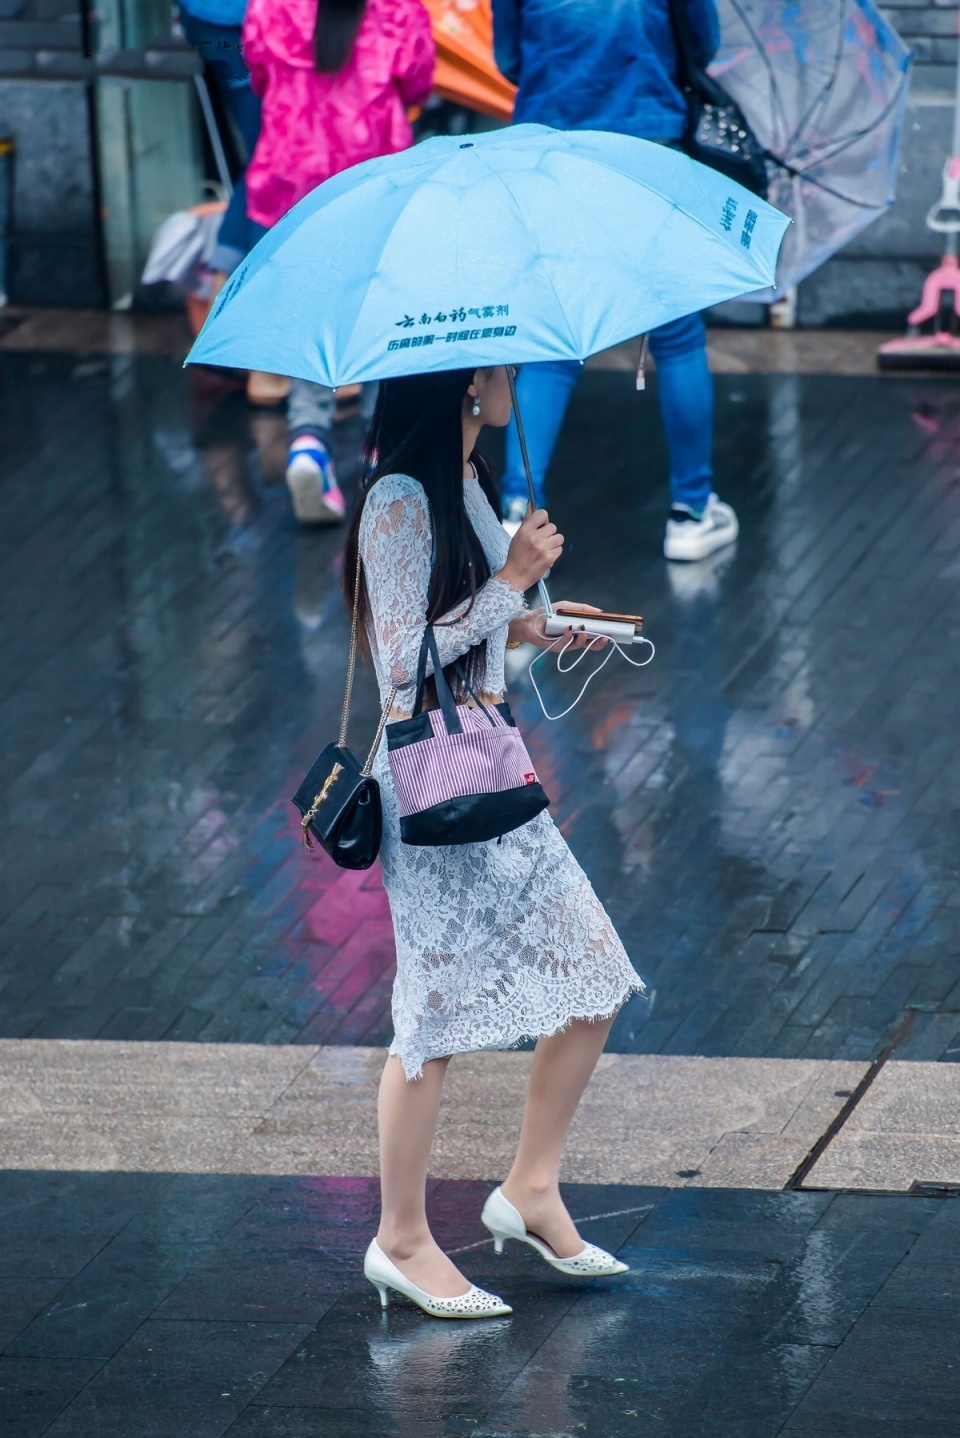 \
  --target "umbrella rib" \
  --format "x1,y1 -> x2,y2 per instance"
778,166 -> 895,211
300,172 -> 427,385
725,0 -> 909,172
345,178 -> 423,366
471,149 -> 582,356
209,182 -> 394,385
786,68 -> 911,175
516,139 -> 780,287
726,0 -> 790,148
782,0 -> 850,155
